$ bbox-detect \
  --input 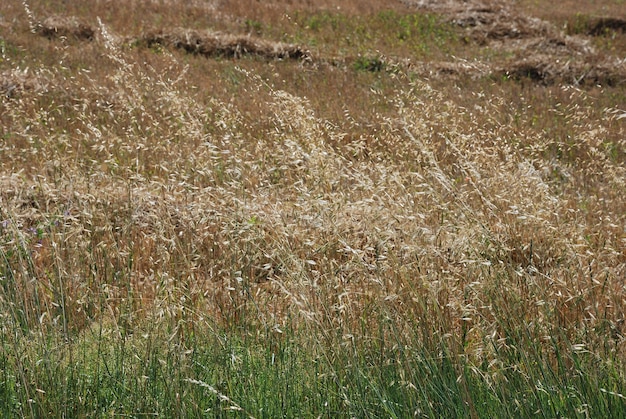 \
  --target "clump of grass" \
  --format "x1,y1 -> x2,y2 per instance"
142,28 -> 310,60
353,55 -> 385,72
39,15 -> 95,40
